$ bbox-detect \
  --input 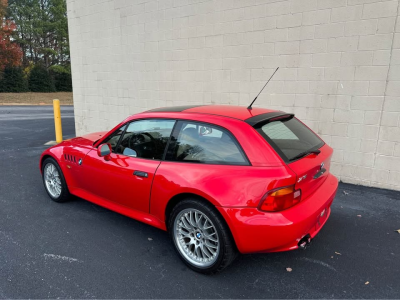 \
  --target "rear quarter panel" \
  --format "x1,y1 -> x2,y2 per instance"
146,112 -> 295,223
150,162 -> 296,222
